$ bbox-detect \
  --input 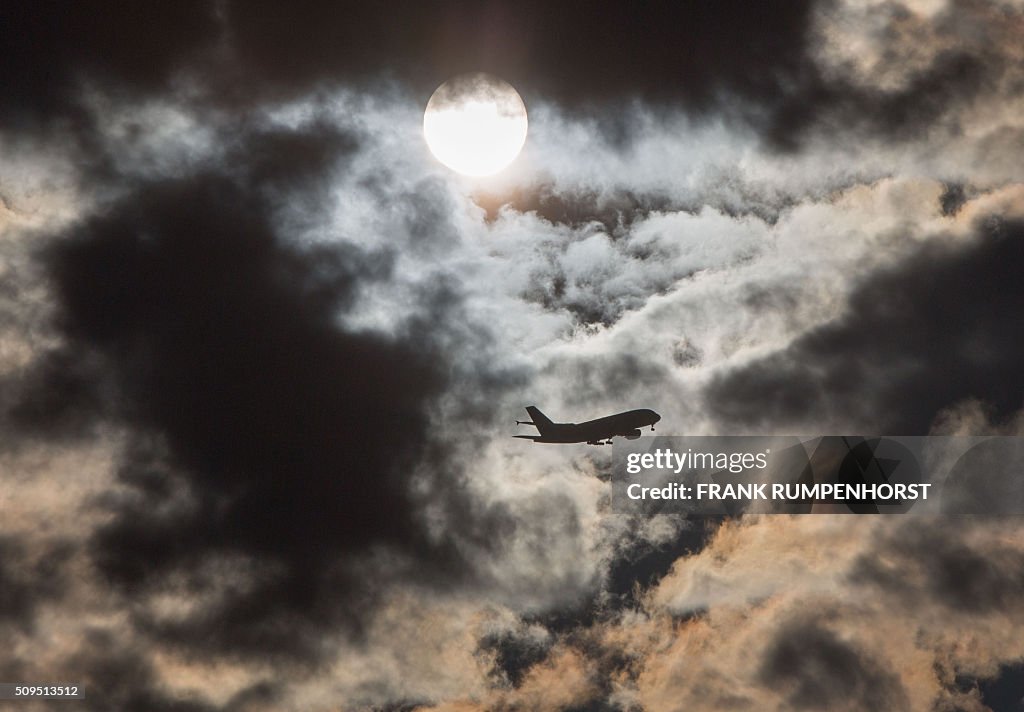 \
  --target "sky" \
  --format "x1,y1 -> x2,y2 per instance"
2,1 -> 1024,710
